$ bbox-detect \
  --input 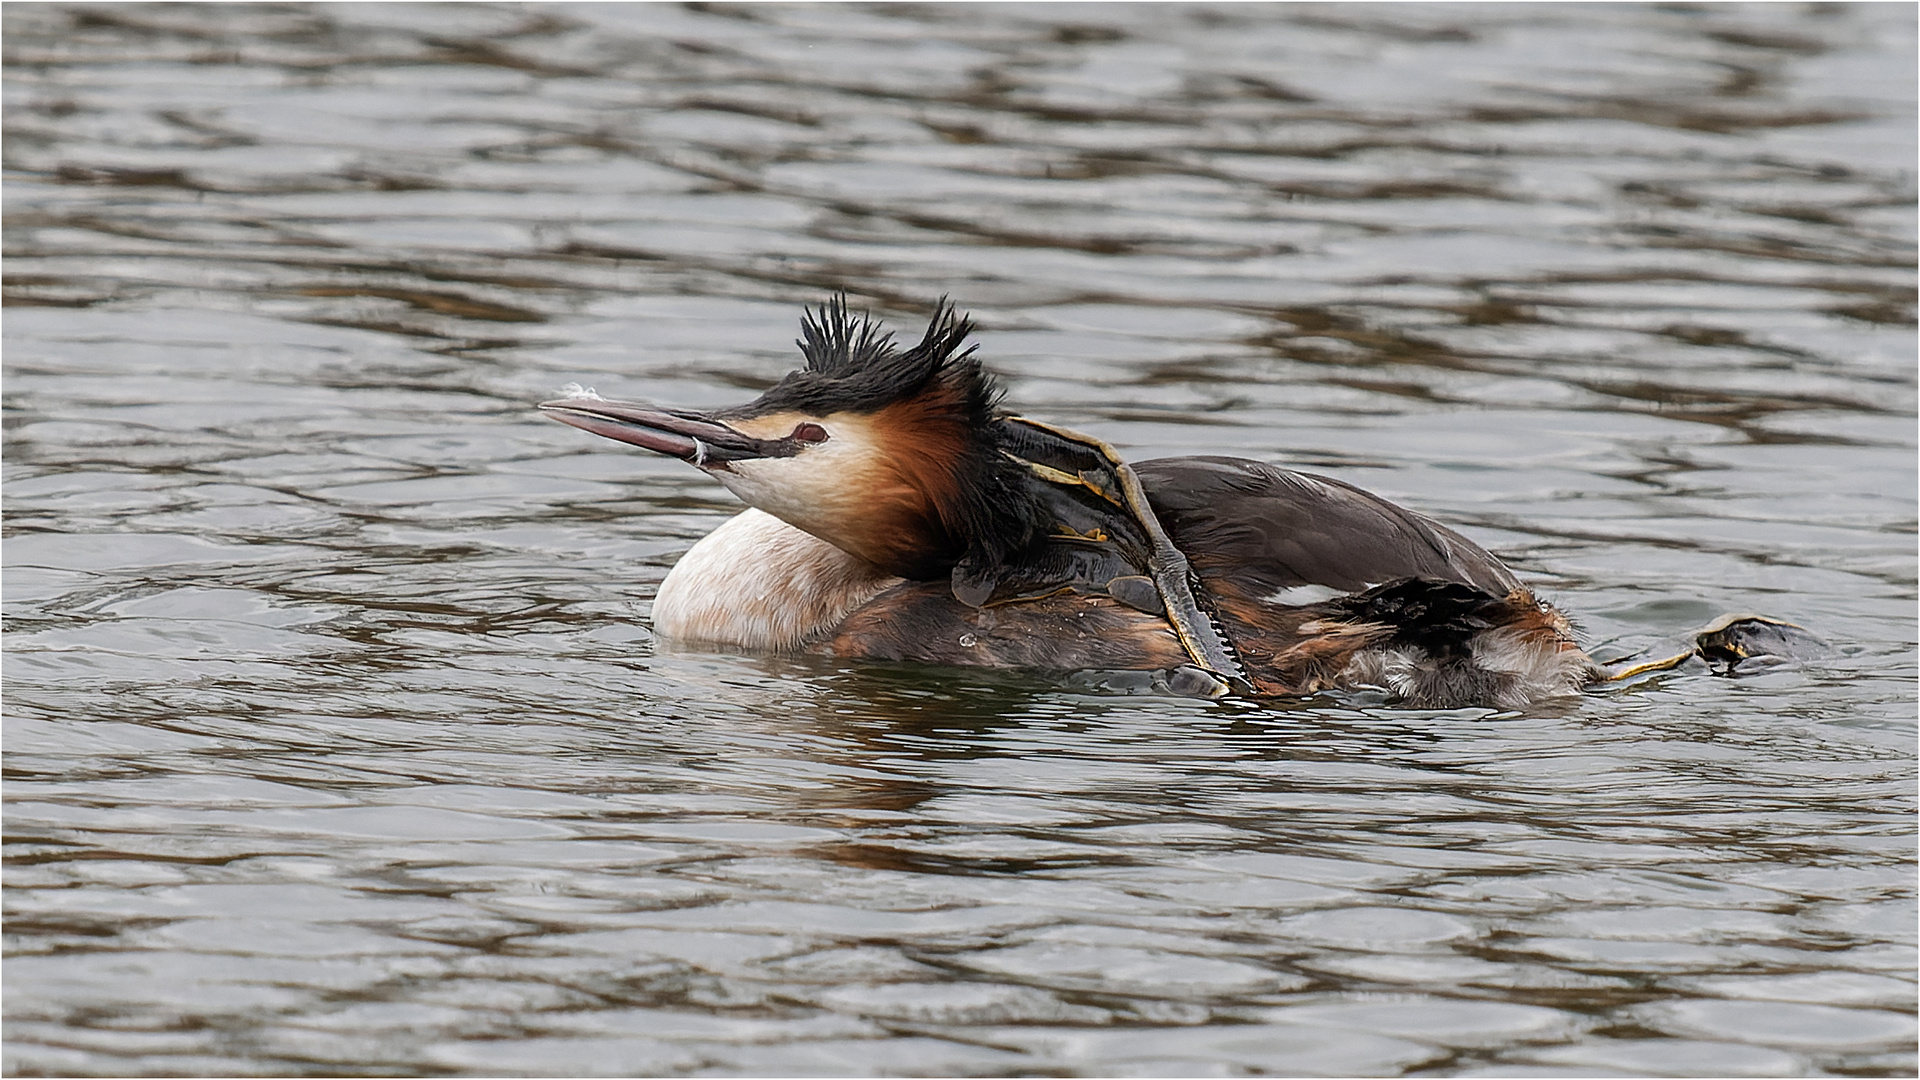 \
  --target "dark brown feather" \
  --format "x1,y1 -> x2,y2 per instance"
1203,575 -> 1391,696
1136,456 -> 1520,599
